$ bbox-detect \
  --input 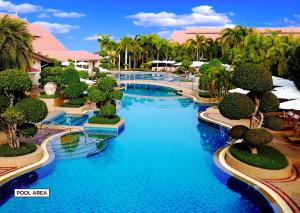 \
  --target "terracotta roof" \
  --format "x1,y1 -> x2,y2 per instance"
0,13 -> 19,19
39,50 -> 100,61
171,27 -> 300,44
